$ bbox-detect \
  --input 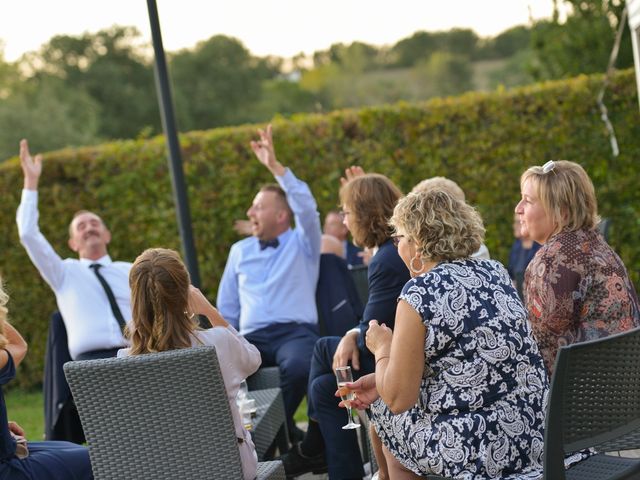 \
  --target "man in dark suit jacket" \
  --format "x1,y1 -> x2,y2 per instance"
284,173 -> 409,479
323,210 -> 364,268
